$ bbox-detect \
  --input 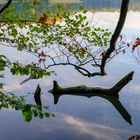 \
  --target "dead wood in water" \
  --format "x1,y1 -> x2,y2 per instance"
49,71 -> 134,125
50,71 -> 134,97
